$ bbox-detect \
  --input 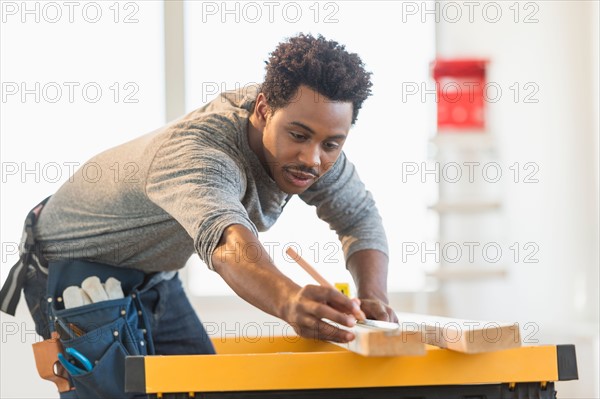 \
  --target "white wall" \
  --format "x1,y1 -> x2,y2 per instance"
0,2 -> 165,397
434,1 -> 599,396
